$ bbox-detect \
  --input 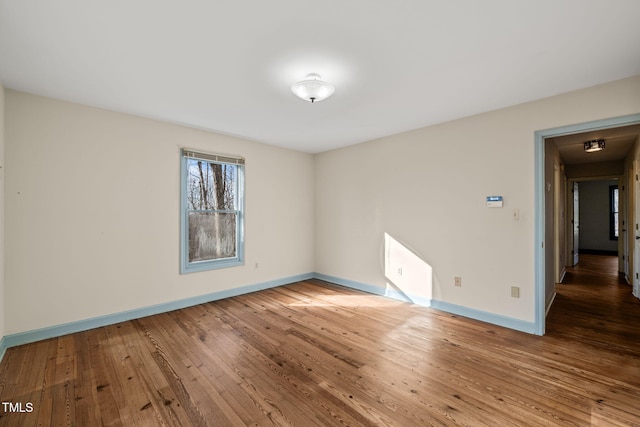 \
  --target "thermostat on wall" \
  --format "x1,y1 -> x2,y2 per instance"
486,196 -> 503,208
